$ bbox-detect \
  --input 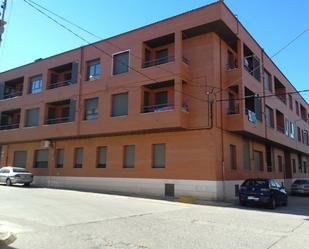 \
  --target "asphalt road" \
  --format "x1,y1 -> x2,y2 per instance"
1,186 -> 309,249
